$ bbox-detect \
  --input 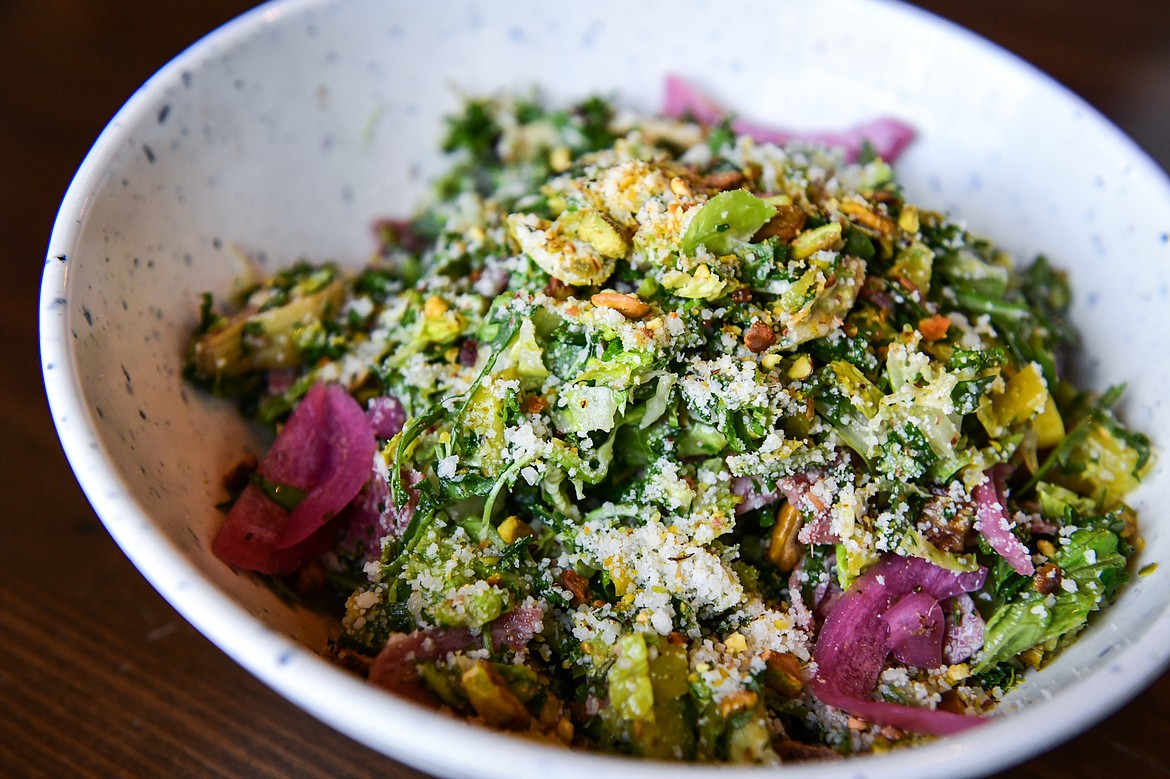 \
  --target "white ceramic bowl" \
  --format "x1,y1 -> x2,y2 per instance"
40,1 -> 1170,777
